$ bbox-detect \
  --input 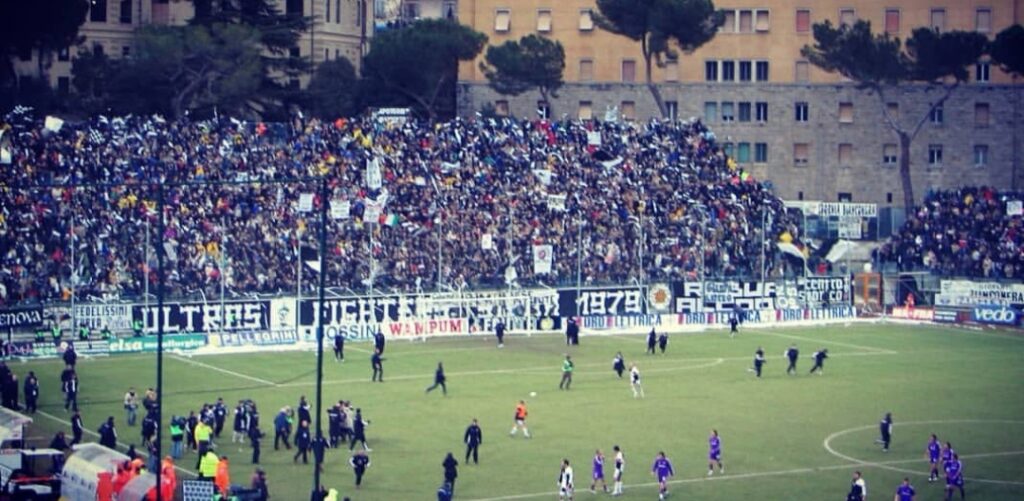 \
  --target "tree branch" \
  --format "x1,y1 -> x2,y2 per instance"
909,82 -> 959,140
